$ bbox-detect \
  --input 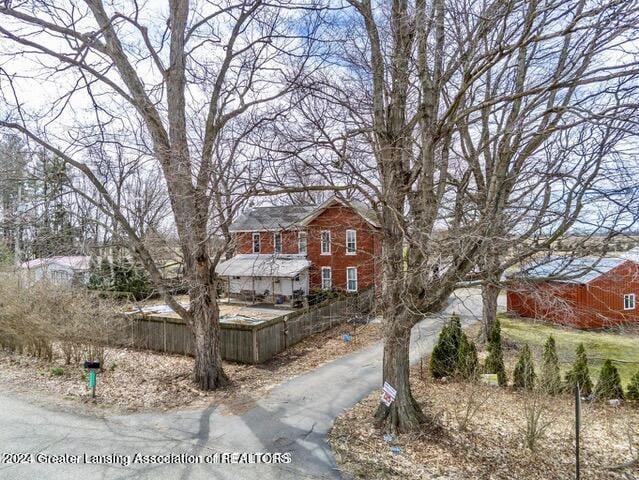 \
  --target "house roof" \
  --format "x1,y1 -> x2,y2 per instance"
215,254 -> 311,278
229,196 -> 379,232
229,205 -> 316,232
20,256 -> 91,271
513,250 -> 639,284
298,196 -> 380,228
